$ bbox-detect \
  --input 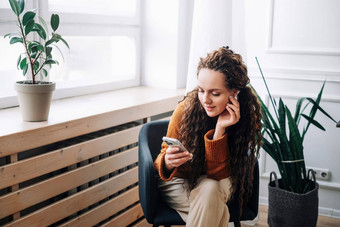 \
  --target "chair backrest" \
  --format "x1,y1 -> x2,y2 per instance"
142,120 -> 169,161
138,120 -> 169,222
